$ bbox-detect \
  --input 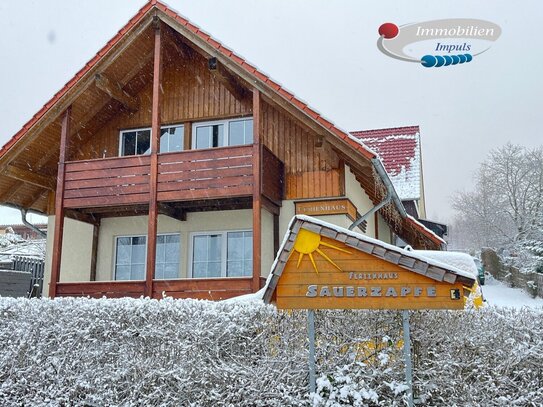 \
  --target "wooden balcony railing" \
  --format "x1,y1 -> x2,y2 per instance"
64,155 -> 151,208
261,146 -> 284,205
157,145 -> 253,202
63,145 -> 260,209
